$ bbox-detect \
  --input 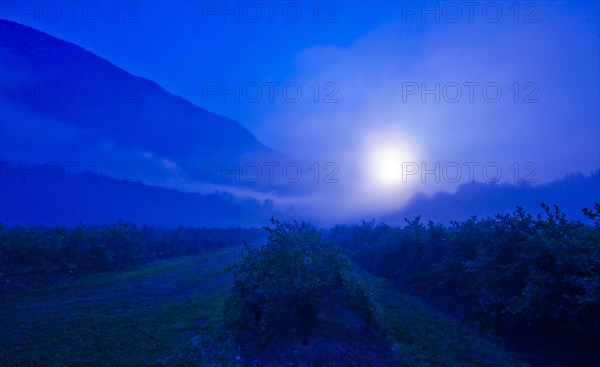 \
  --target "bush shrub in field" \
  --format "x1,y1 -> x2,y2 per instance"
227,219 -> 375,346
330,203 -> 600,343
